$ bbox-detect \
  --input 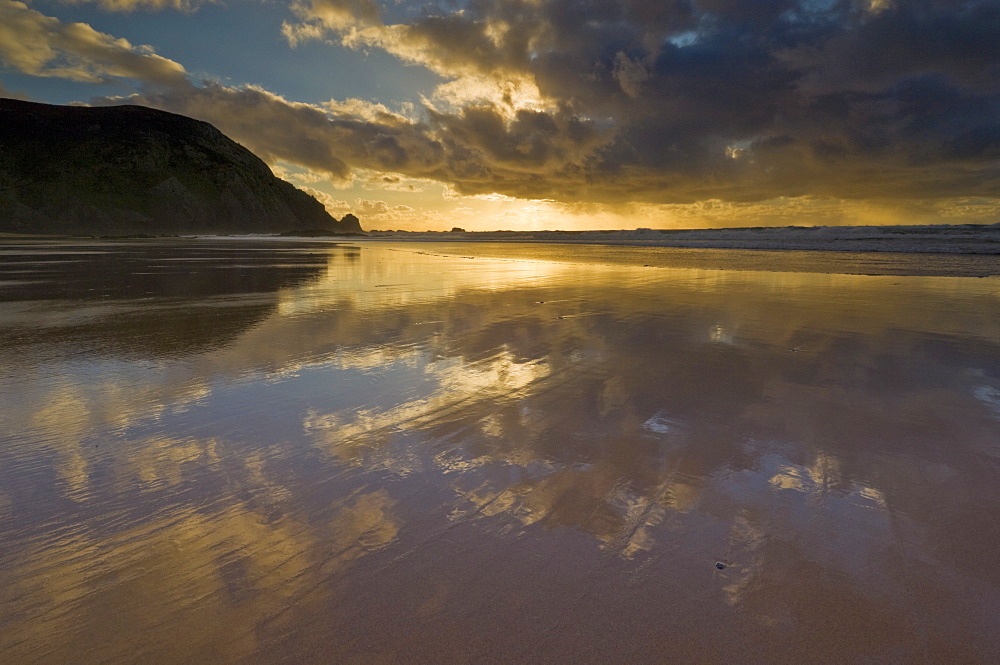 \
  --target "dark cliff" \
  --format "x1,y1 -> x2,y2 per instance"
0,98 -> 363,235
